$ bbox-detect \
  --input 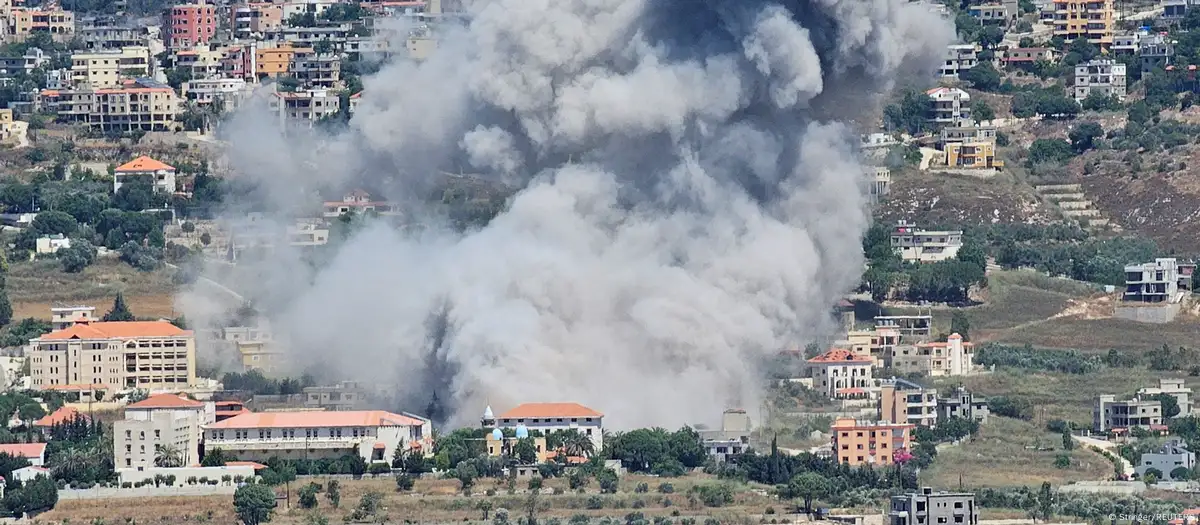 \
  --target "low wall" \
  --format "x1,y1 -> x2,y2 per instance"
1114,302 -> 1181,324
117,465 -> 256,486
59,484 -> 238,500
